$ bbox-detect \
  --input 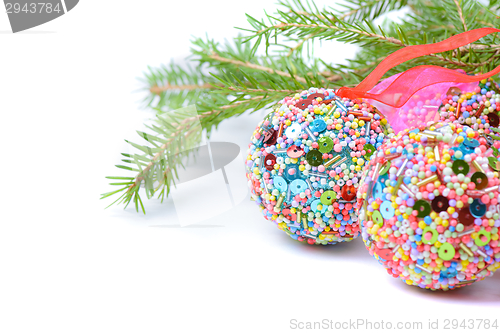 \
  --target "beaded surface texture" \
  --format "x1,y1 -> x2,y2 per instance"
440,79 -> 500,132
358,113 -> 500,290
246,88 -> 393,245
